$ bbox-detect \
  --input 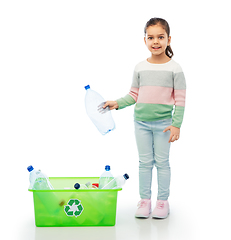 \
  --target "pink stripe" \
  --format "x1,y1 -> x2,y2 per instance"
128,87 -> 139,102
137,86 -> 175,105
174,89 -> 186,107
